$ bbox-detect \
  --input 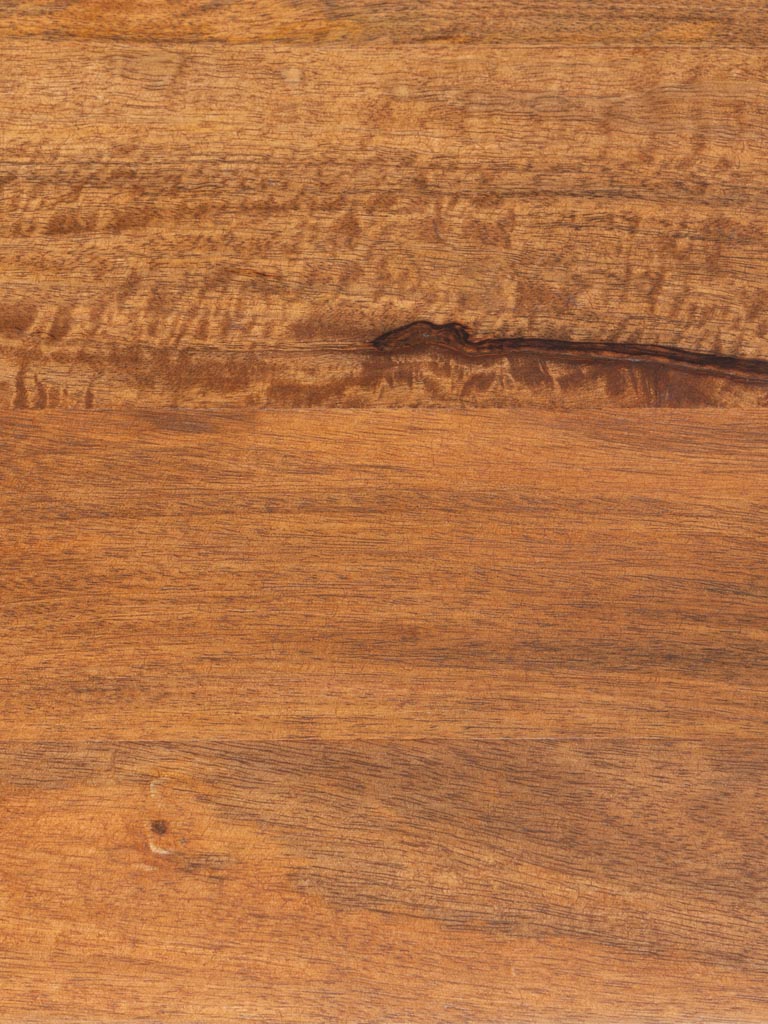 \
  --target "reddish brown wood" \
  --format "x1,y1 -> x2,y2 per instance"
1,410 -> 767,1021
